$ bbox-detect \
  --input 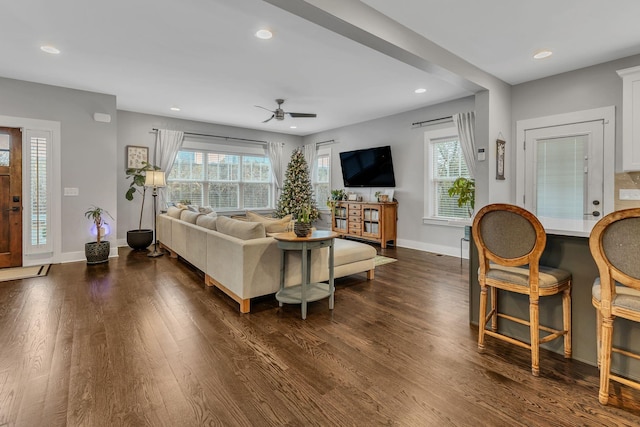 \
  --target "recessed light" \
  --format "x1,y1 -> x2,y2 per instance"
255,29 -> 273,40
414,88 -> 427,94
533,49 -> 553,60
170,107 -> 181,111
289,126 -> 297,129
40,45 -> 60,55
